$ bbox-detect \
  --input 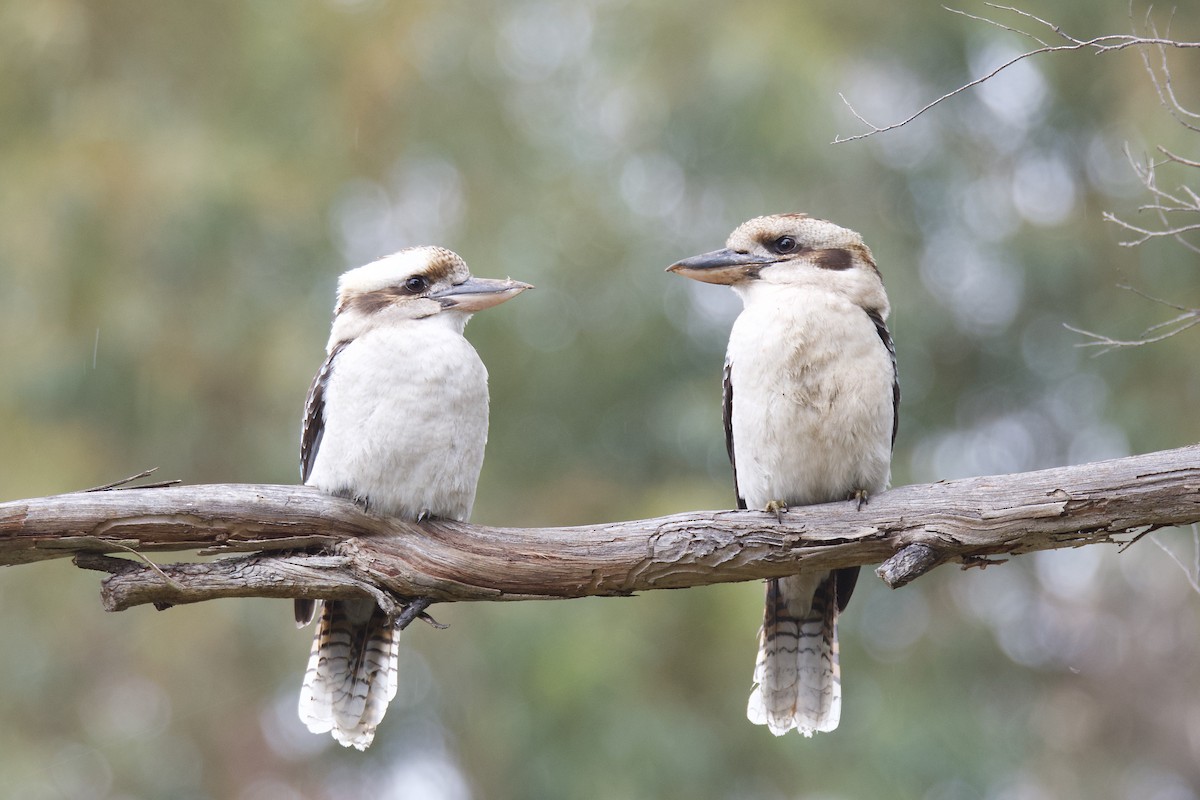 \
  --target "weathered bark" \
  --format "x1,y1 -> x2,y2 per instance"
2,445 -> 1198,613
